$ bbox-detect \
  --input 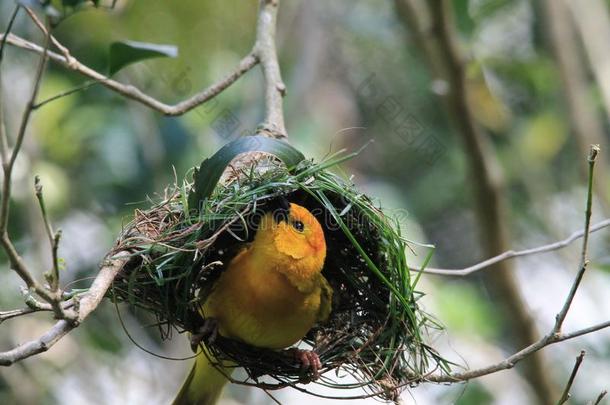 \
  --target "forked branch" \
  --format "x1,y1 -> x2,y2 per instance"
418,146 -> 608,385
0,1 -> 286,126
0,0 -> 288,366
